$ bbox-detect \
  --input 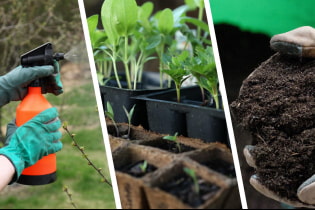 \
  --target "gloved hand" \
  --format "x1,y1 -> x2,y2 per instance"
244,145 -> 315,208
270,26 -> 315,58
41,60 -> 63,95
0,60 -> 63,107
0,107 -> 63,183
